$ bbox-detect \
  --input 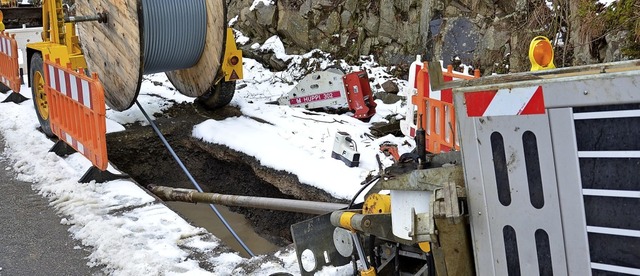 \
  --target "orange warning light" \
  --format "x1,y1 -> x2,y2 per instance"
529,36 -> 556,71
